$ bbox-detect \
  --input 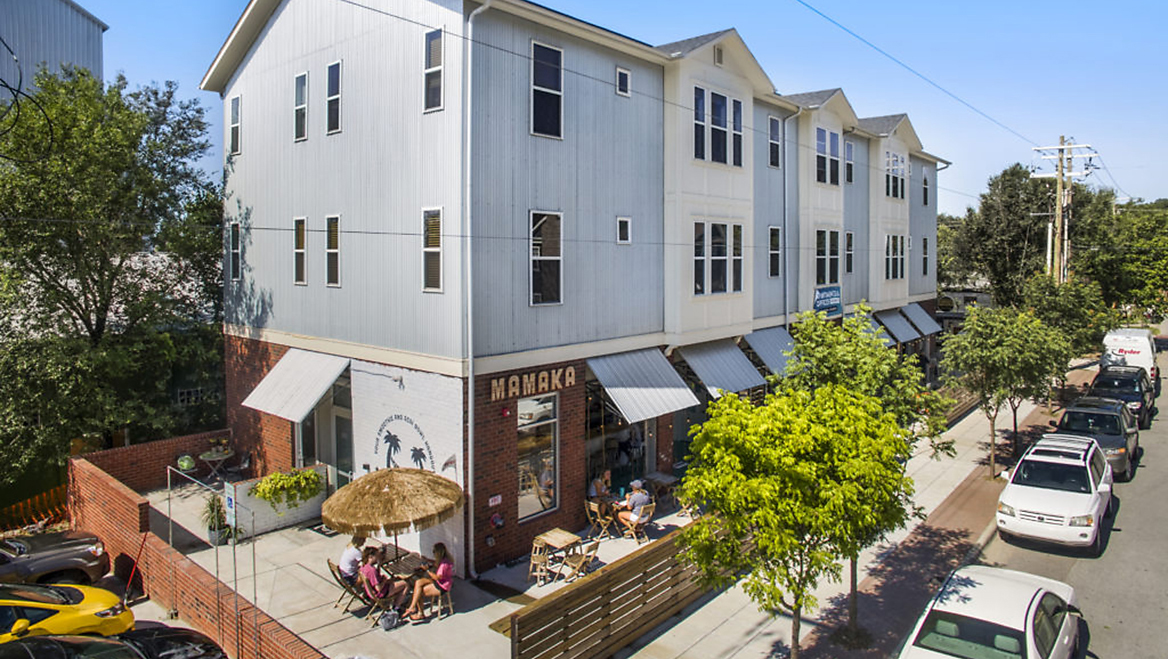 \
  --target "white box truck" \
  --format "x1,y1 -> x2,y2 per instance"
1102,328 -> 1161,395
